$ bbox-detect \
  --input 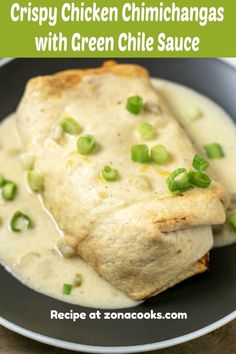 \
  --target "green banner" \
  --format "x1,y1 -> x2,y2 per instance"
0,0 -> 235,57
